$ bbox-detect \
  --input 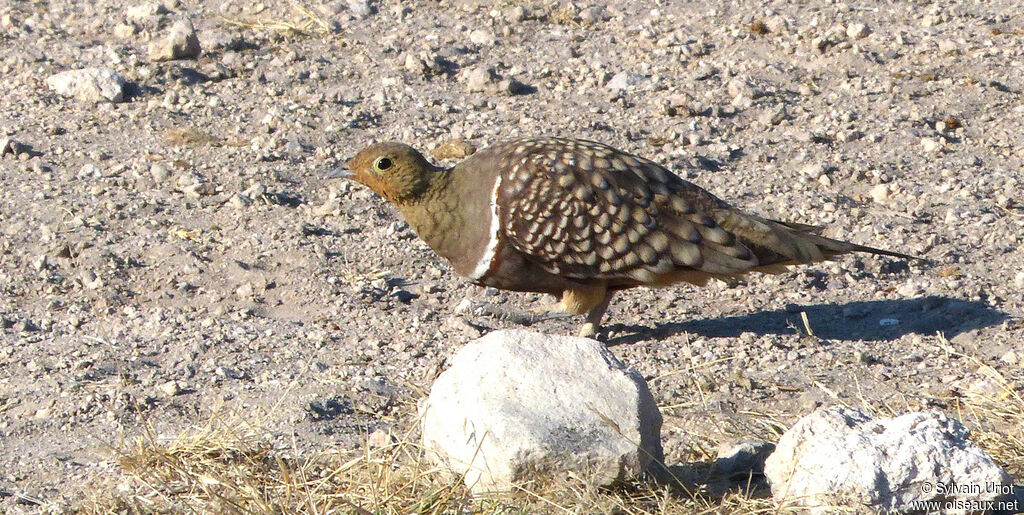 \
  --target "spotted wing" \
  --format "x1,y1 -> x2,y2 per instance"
495,137 -> 776,284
